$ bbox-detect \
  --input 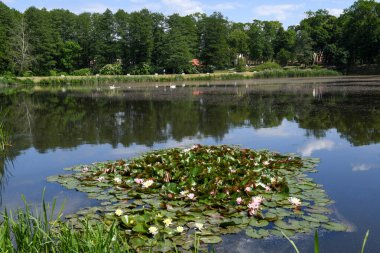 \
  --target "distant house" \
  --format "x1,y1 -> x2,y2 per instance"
191,59 -> 201,66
